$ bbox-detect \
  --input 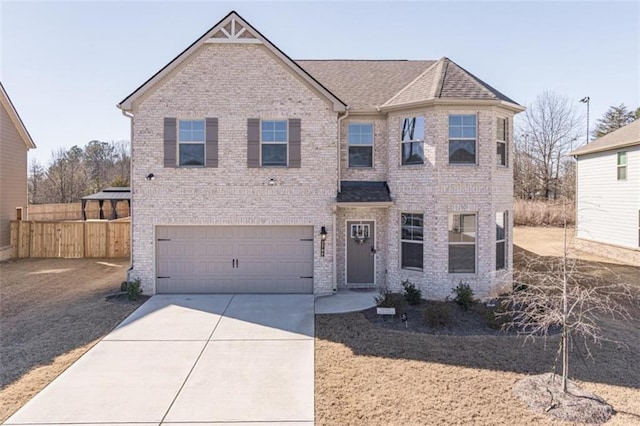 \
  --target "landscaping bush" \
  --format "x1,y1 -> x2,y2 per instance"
401,279 -> 422,305
452,282 -> 475,311
375,286 -> 406,315
423,302 -> 451,327
124,278 -> 142,301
